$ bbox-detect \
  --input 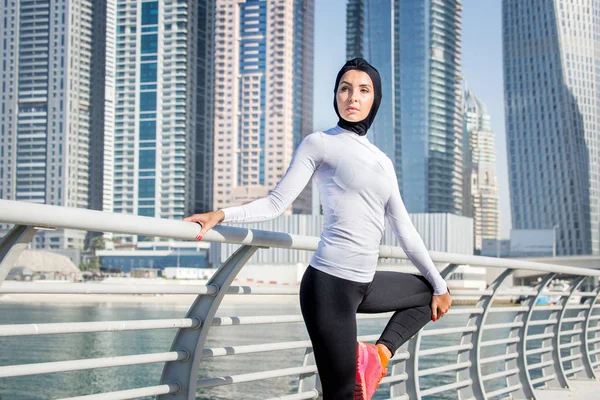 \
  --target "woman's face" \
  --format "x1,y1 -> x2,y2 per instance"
336,70 -> 374,122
